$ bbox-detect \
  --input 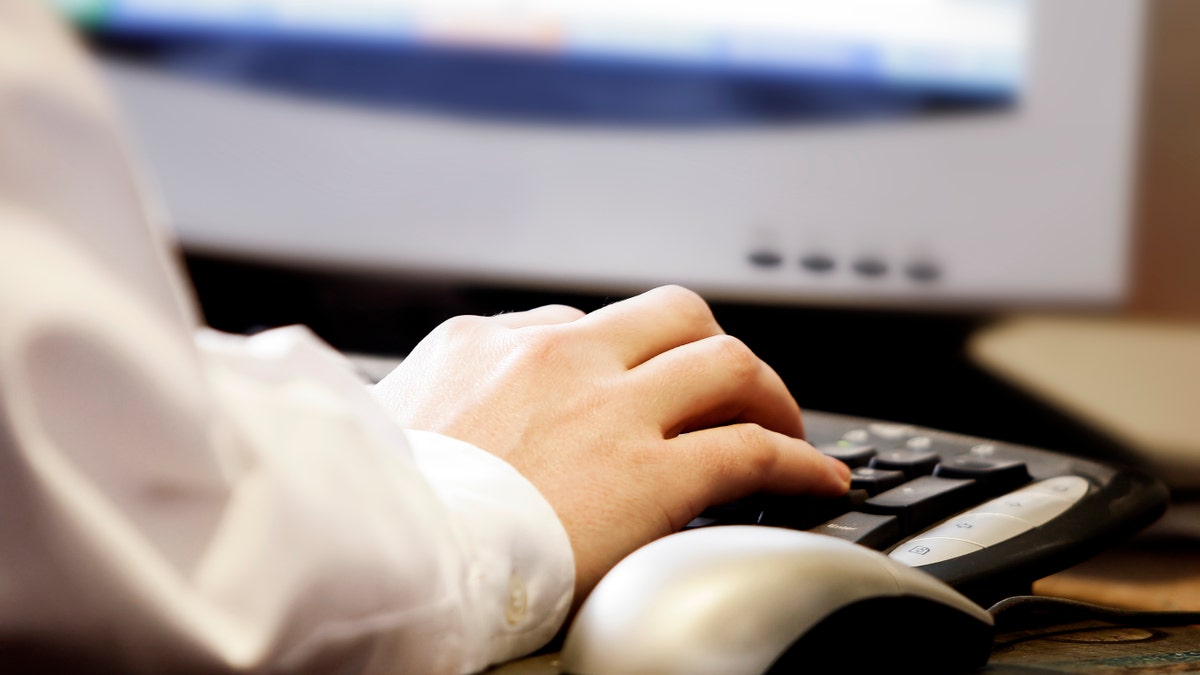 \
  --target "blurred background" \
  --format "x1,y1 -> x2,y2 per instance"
57,0 -> 1200,504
